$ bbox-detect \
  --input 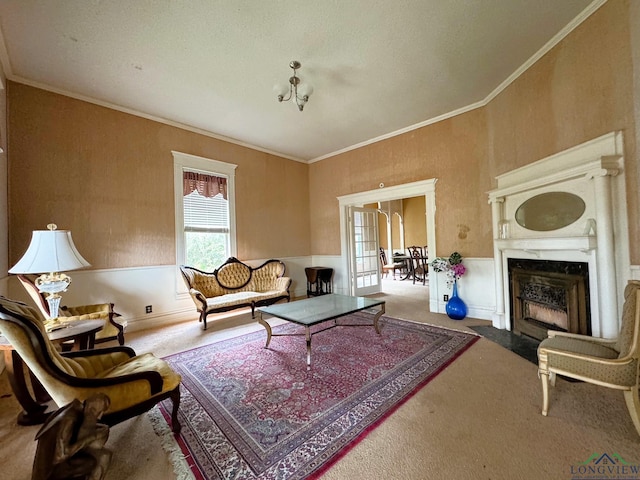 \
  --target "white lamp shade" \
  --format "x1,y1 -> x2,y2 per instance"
298,84 -> 313,97
273,83 -> 289,96
9,230 -> 91,274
